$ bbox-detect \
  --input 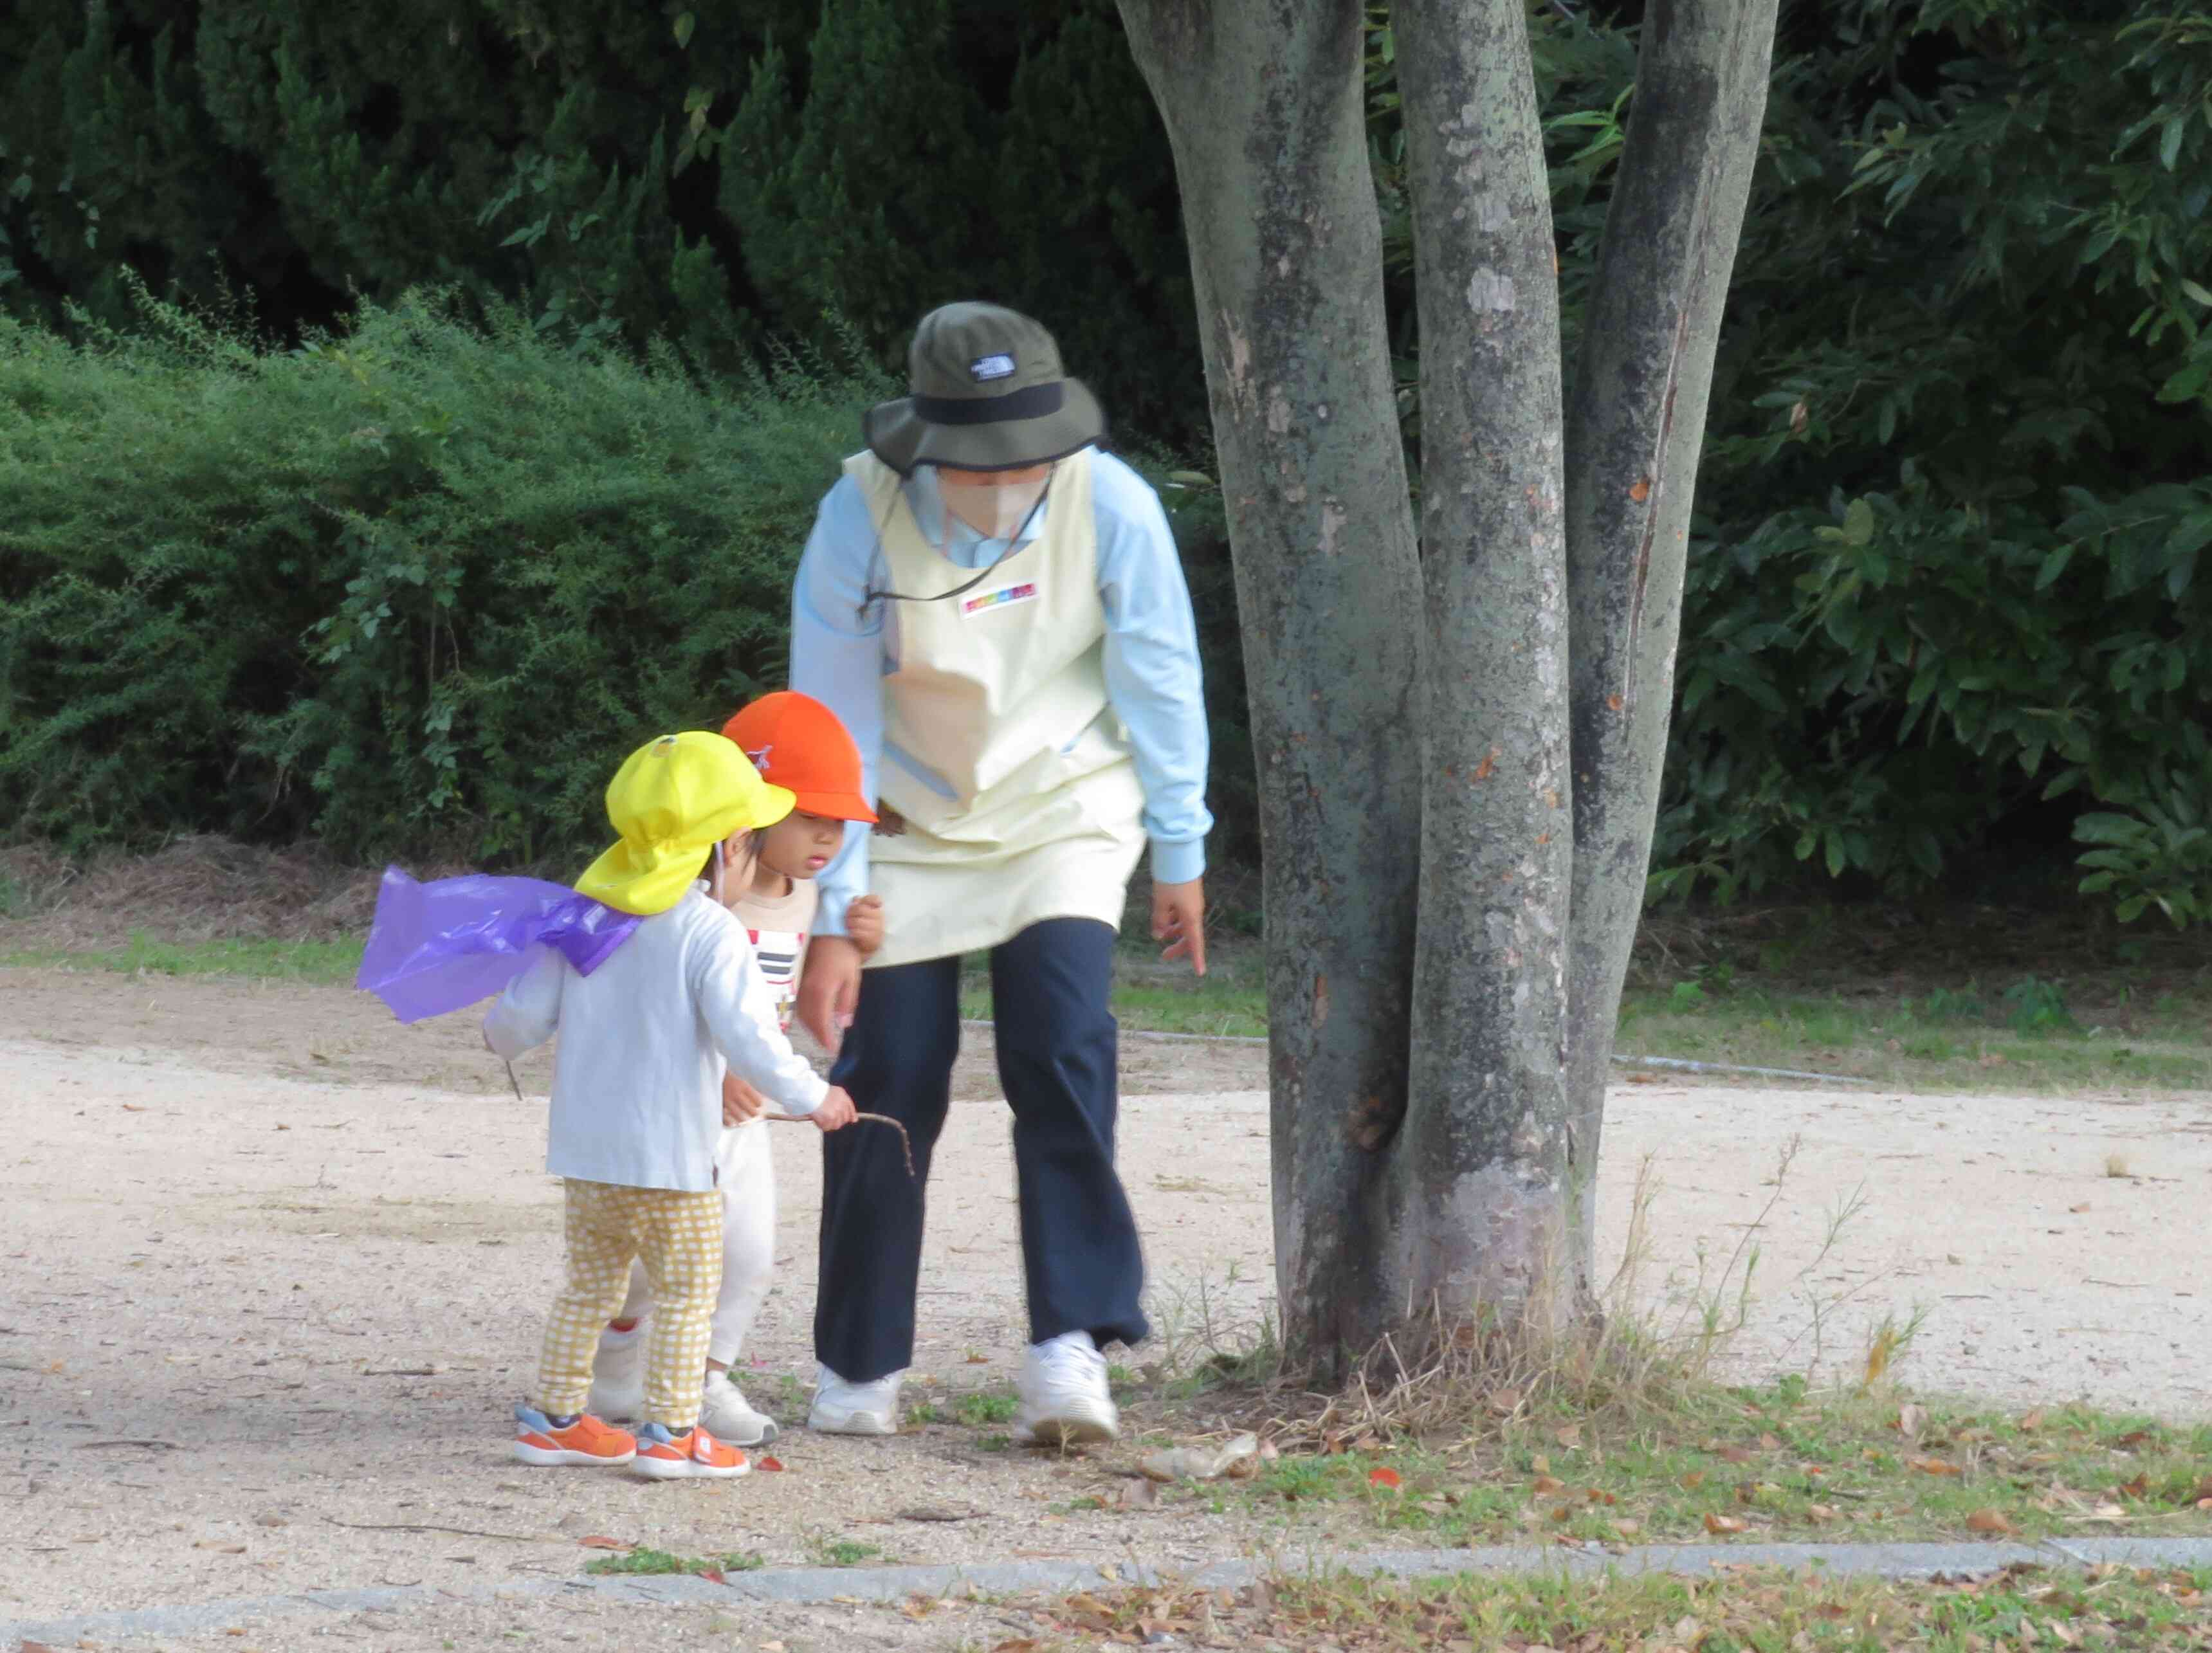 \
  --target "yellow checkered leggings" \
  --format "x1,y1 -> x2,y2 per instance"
535,1180 -> 723,1430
